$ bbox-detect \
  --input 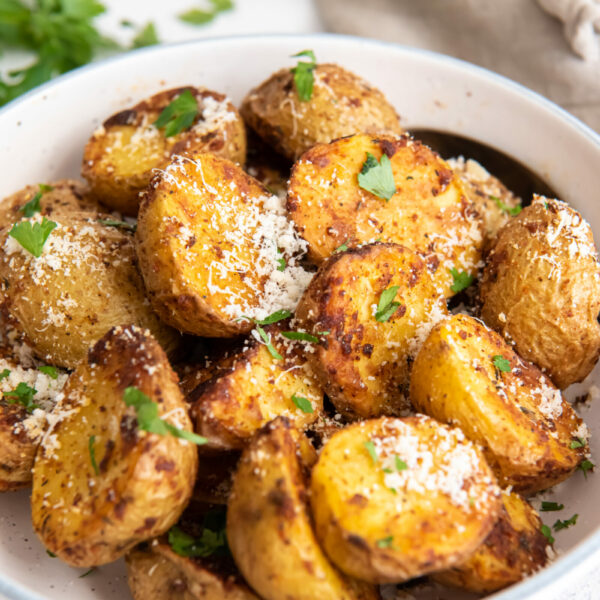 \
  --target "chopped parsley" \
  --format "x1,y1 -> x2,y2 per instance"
357,152 -> 396,201
239,311 -> 292,361
570,438 -> 586,449
46,550 -> 56,558
376,536 -> 395,549
256,326 -> 283,360
291,50 -> 316,102
335,240 -> 349,253
0,369 -> 10,381
97,218 -> 137,232
39,365 -> 58,379
375,285 -> 401,322
9,217 -> 57,257
449,267 -> 474,293
179,0 -> 233,25
578,459 -> 594,478
88,435 -> 100,476
253,310 -> 292,325
395,456 -> 408,471
492,355 -> 511,373
554,514 -> 578,531
541,501 -> 564,512
154,89 -> 199,138
364,440 -> 378,464
541,524 -> 555,545
78,568 -> 96,578
281,331 -> 320,343
124,387 -> 207,445
3,382 -> 38,413
291,394 -> 314,414
490,194 -> 522,217
276,249 -> 286,271
169,509 -> 229,558
21,183 -> 53,217
132,22 -> 159,48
